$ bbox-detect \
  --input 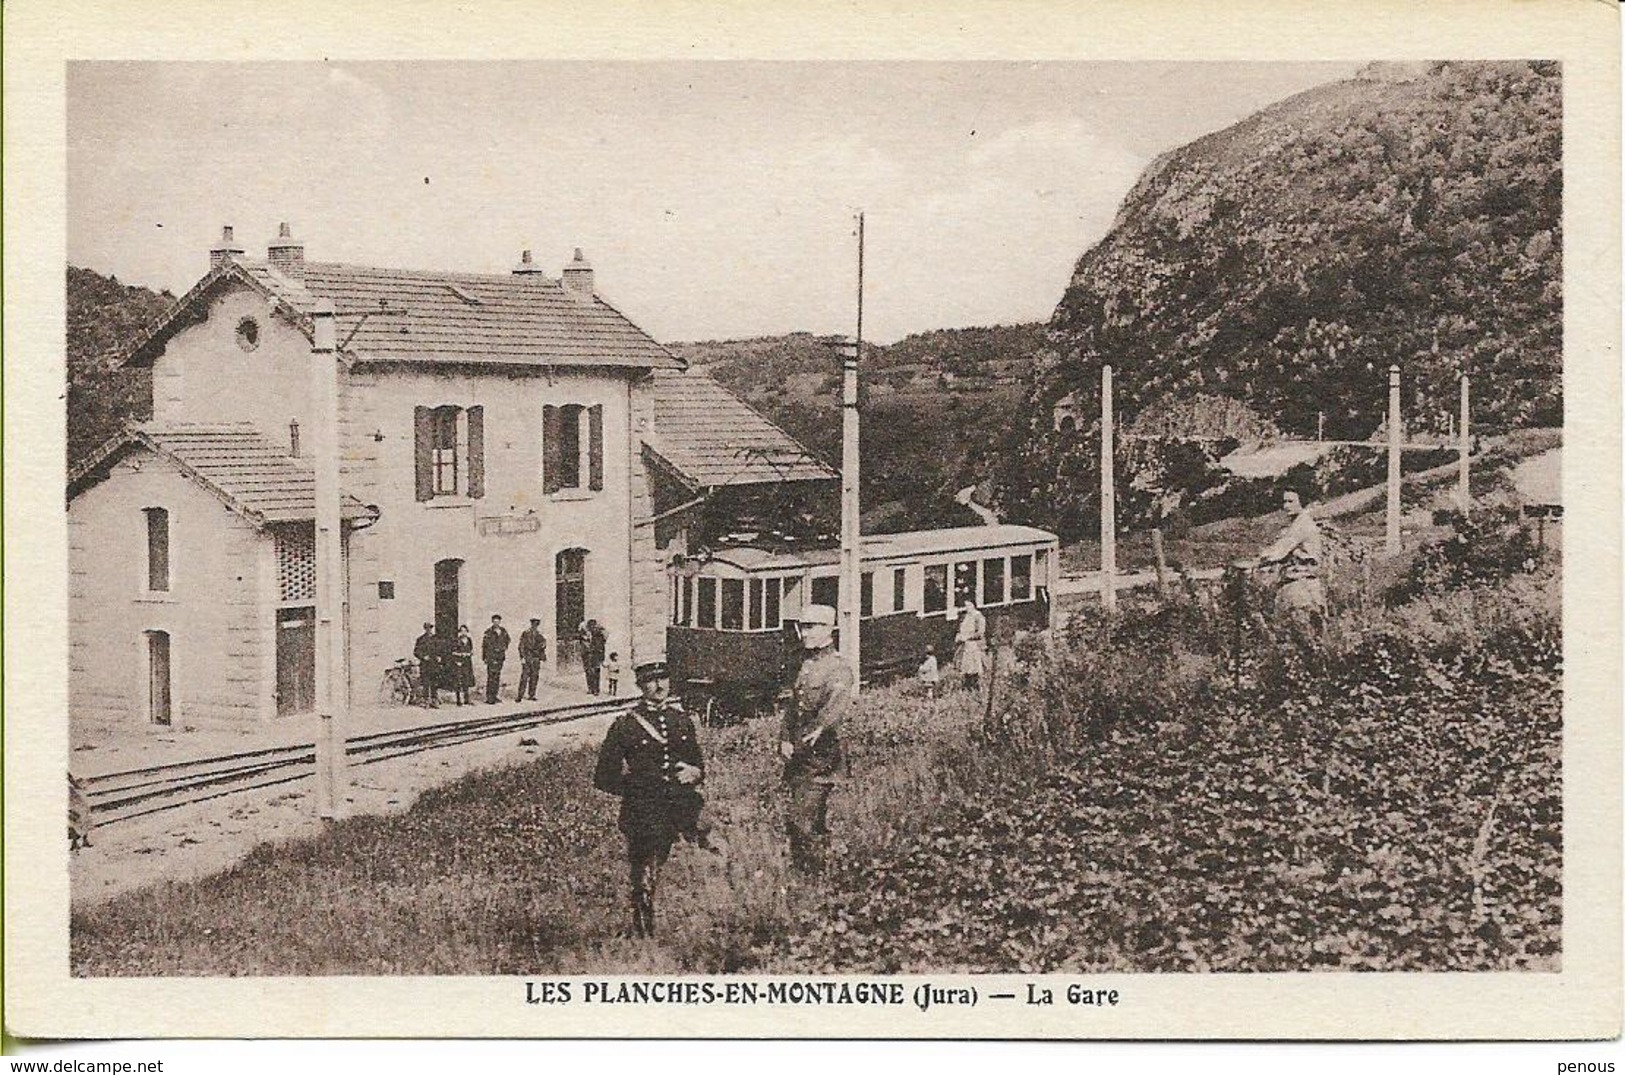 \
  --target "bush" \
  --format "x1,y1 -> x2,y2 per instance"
1388,505 -> 1539,603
